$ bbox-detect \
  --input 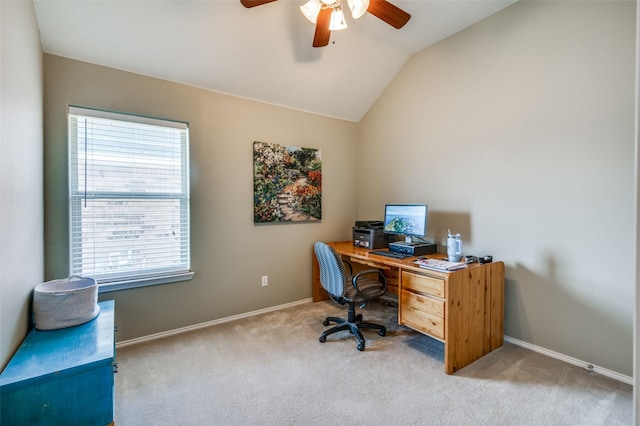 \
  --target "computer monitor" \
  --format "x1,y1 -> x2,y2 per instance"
383,204 -> 428,244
